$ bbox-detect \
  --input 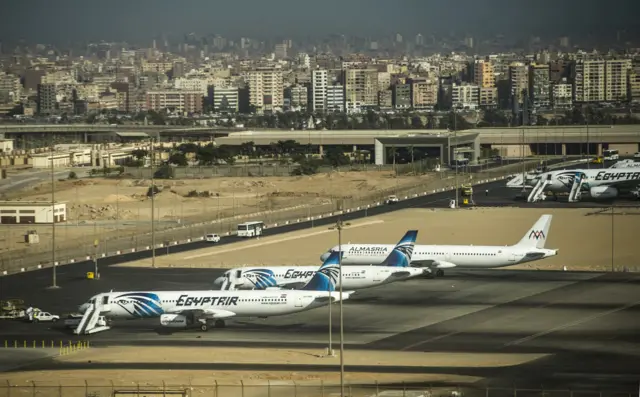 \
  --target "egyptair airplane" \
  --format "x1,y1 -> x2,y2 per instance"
74,252 -> 352,335
213,230 -> 427,291
526,168 -> 640,202
320,215 -> 557,277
